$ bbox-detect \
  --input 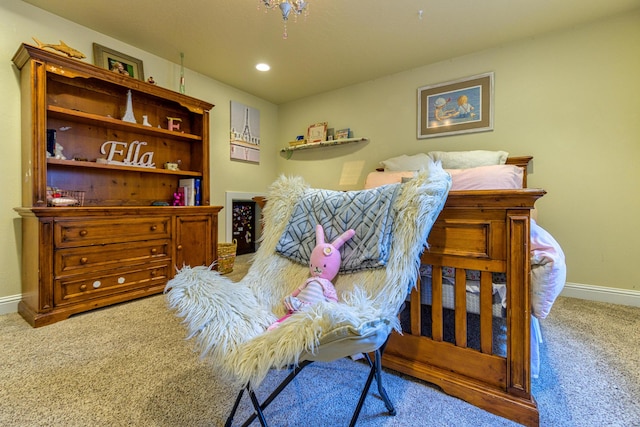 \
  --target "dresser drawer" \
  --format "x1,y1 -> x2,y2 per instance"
55,240 -> 170,276
54,216 -> 171,248
54,262 -> 169,306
